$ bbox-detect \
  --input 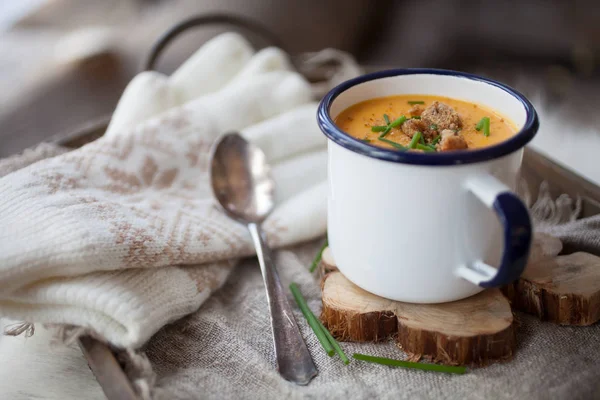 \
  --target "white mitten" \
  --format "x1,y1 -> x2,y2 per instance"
0,33 -> 327,348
